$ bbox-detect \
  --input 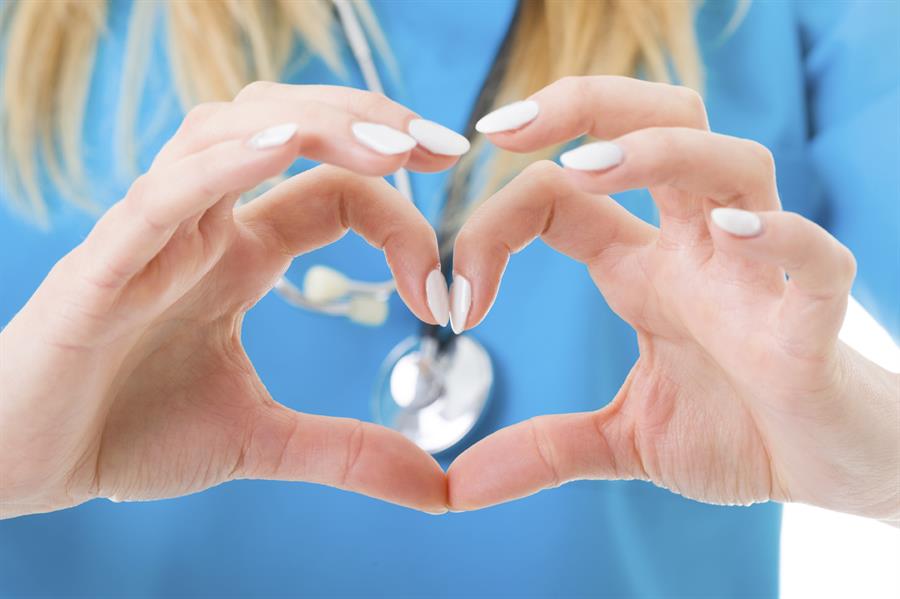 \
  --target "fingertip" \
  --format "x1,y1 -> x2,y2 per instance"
405,150 -> 460,173
352,423 -> 449,512
445,431 -> 539,511
710,207 -> 764,238
406,119 -> 470,162
448,274 -> 472,335
351,121 -> 417,155
474,100 -> 540,136
425,268 -> 451,327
